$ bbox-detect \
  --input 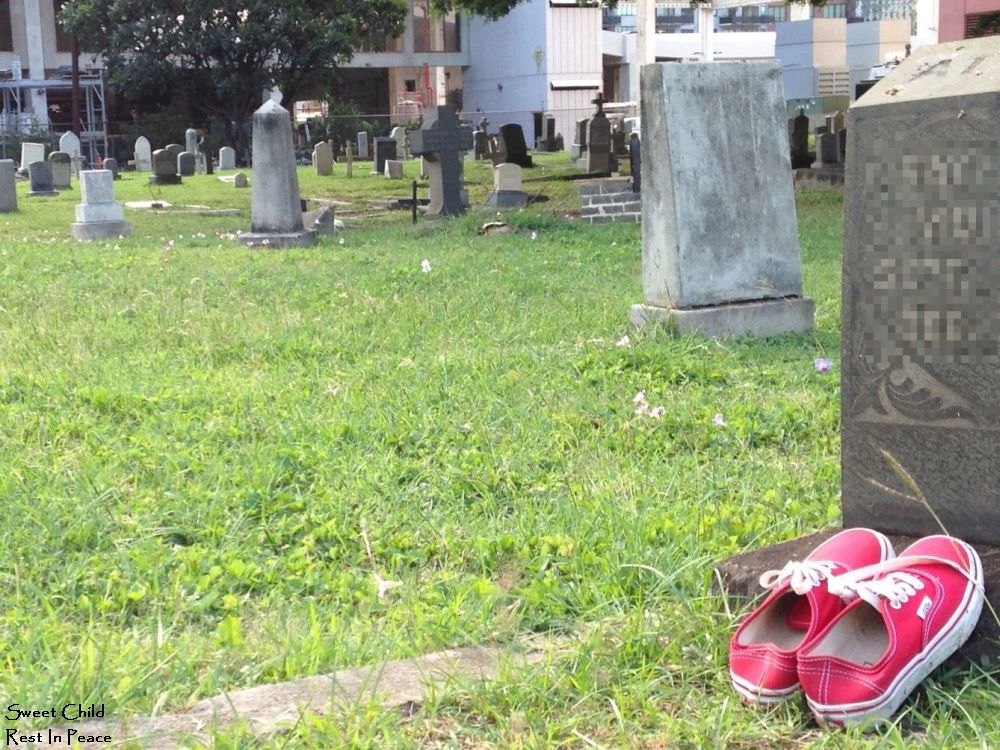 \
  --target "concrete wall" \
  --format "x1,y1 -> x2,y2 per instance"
579,179 -> 640,224
463,1 -> 546,138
